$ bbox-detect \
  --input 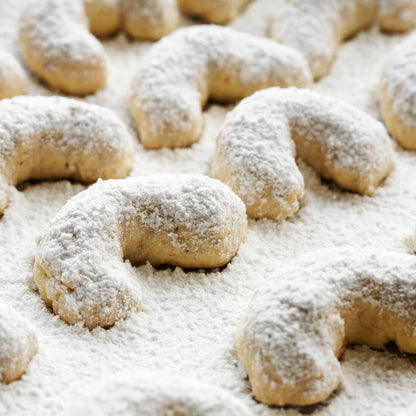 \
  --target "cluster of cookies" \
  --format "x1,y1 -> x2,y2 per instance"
2,0 -> 416,414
